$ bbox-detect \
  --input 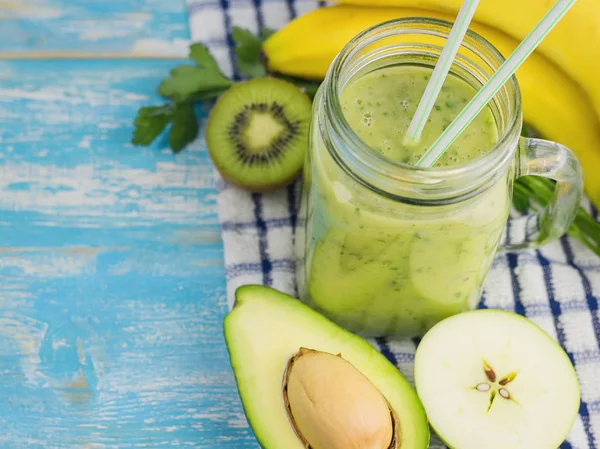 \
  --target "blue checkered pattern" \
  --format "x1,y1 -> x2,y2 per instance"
187,1 -> 600,447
